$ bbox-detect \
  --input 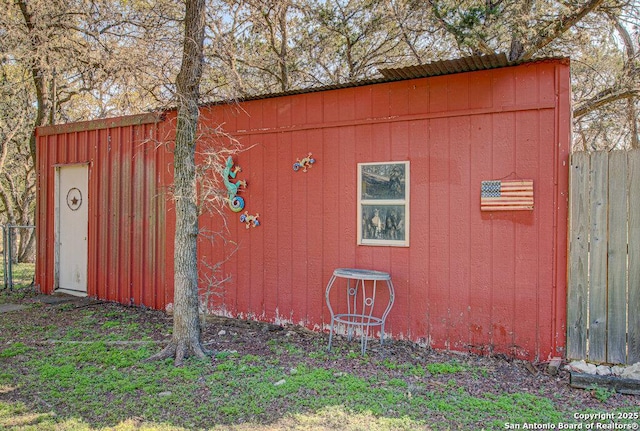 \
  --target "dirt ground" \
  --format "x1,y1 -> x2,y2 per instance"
2,293 -> 640,419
